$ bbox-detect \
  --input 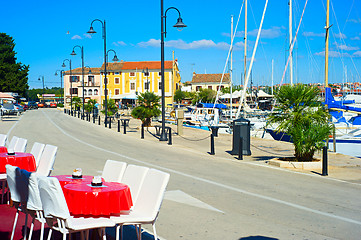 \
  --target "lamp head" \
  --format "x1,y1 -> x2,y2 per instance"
173,17 -> 187,31
112,55 -> 119,62
88,68 -> 92,74
87,26 -> 96,34
62,63 -> 66,68
70,50 -> 77,56
55,72 -> 58,76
